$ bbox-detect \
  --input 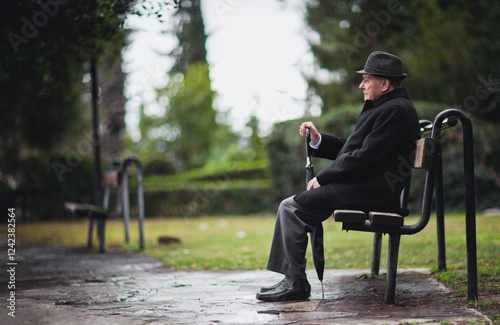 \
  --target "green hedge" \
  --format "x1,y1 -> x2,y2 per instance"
141,187 -> 272,217
3,154 -> 95,222
130,159 -> 272,217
